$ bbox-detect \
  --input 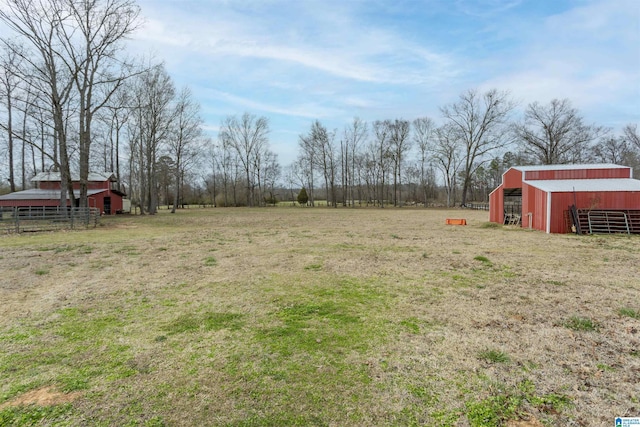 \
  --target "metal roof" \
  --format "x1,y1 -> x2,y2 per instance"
0,189 -> 106,201
513,163 -> 628,172
525,178 -> 640,193
31,172 -> 116,182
